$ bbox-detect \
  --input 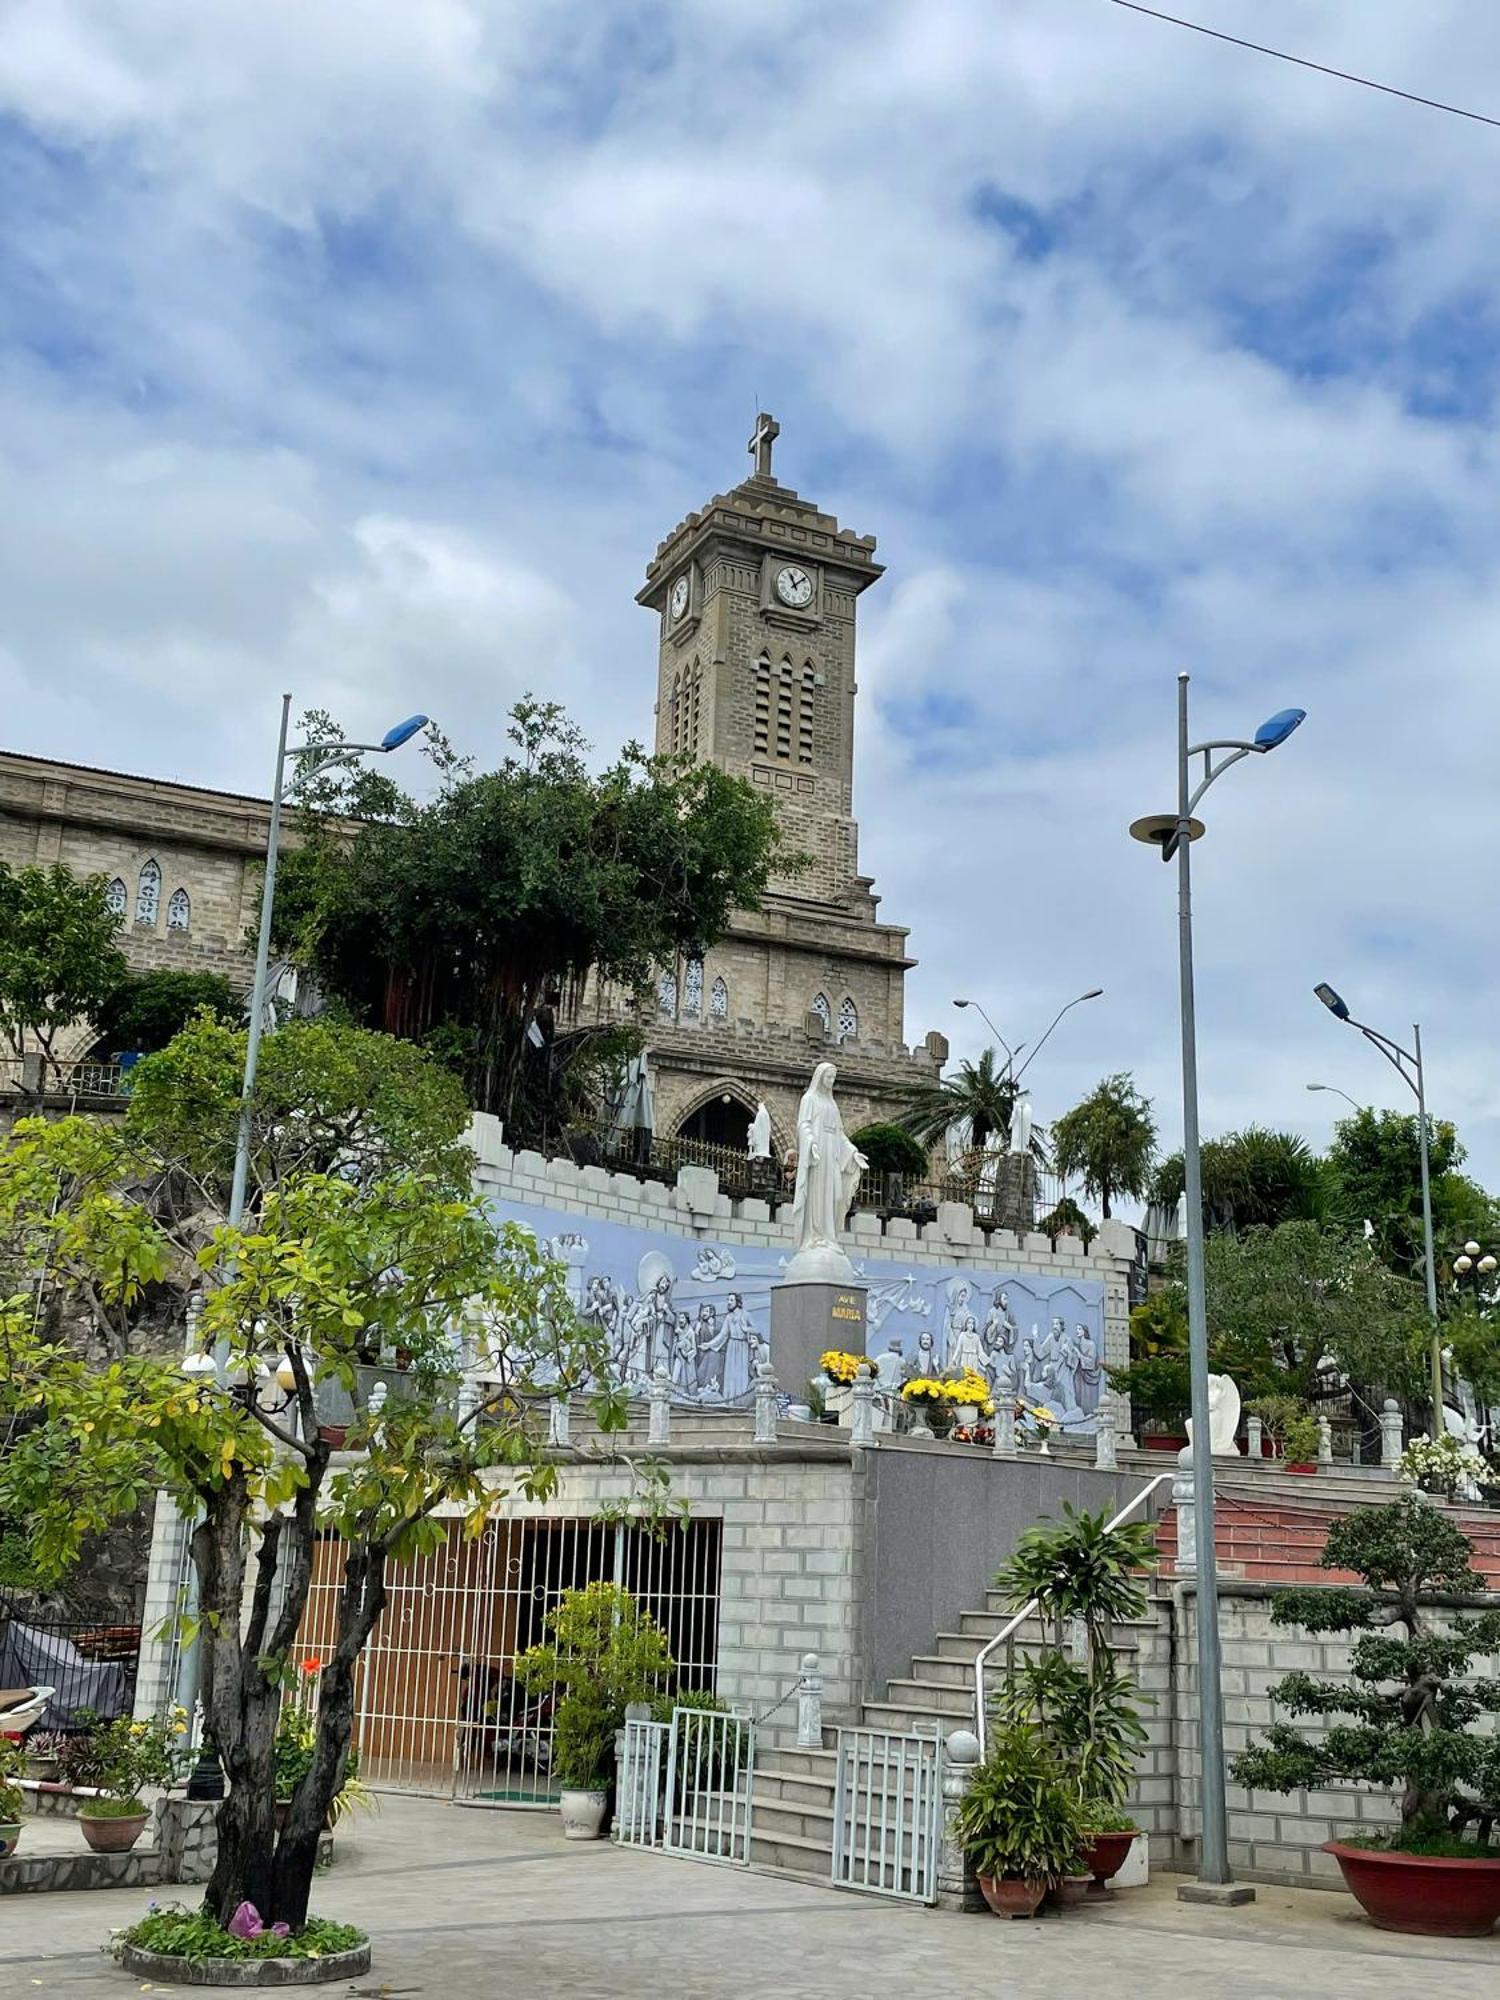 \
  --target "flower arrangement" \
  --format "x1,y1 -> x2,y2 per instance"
950,1423 -> 994,1447
900,1377 -> 950,1407
1398,1431 -> 1487,1498
947,1370 -> 994,1413
819,1350 -> 864,1386
1017,1402 -> 1056,1438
